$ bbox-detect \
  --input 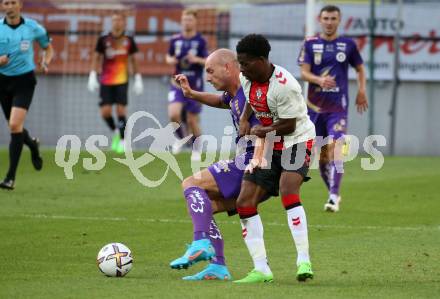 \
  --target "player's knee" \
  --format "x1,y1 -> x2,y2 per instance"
181,176 -> 198,190
279,185 -> 300,197
236,193 -> 256,208
169,113 -> 180,123
100,109 -> 112,118
9,121 -> 23,133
